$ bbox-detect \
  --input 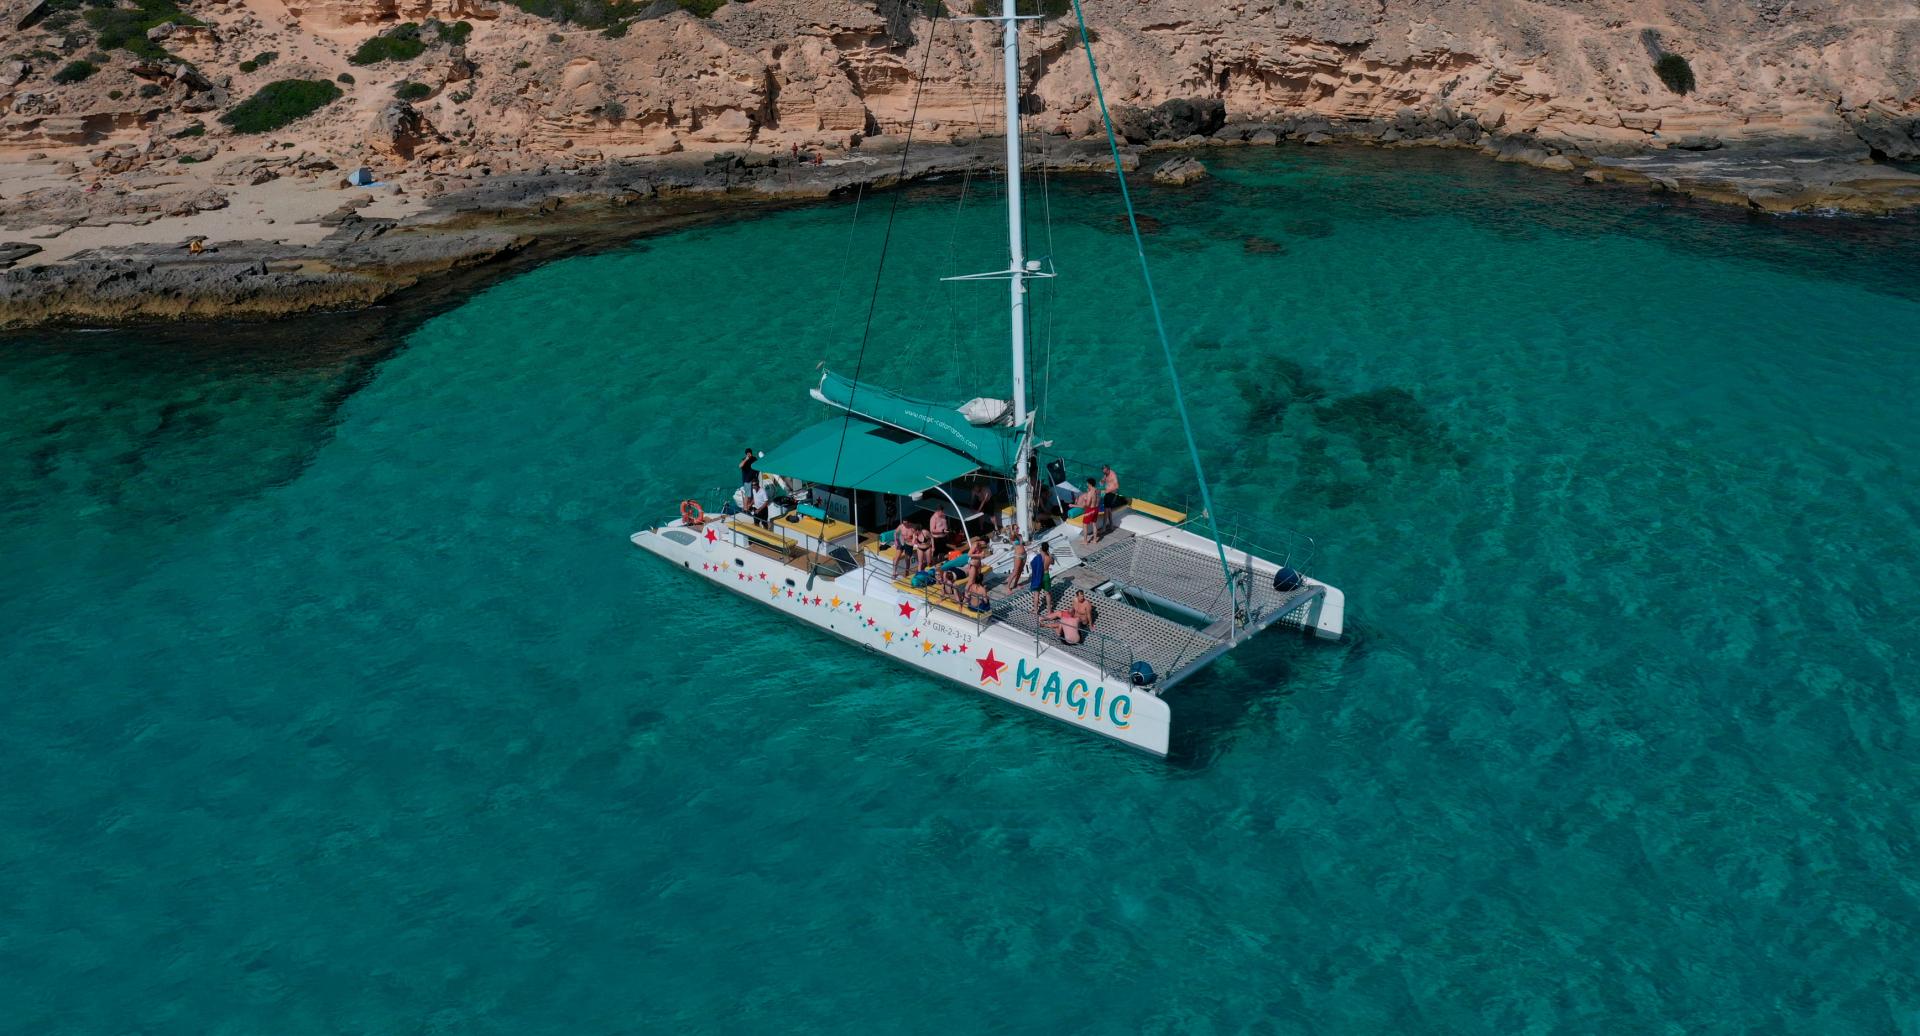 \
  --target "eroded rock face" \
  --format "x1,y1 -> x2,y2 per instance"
284,0 -> 497,28
367,100 -> 445,161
